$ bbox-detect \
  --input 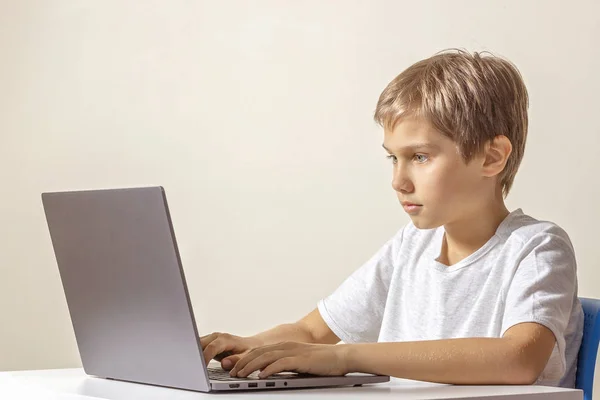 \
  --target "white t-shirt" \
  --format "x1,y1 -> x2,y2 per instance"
318,209 -> 583,387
